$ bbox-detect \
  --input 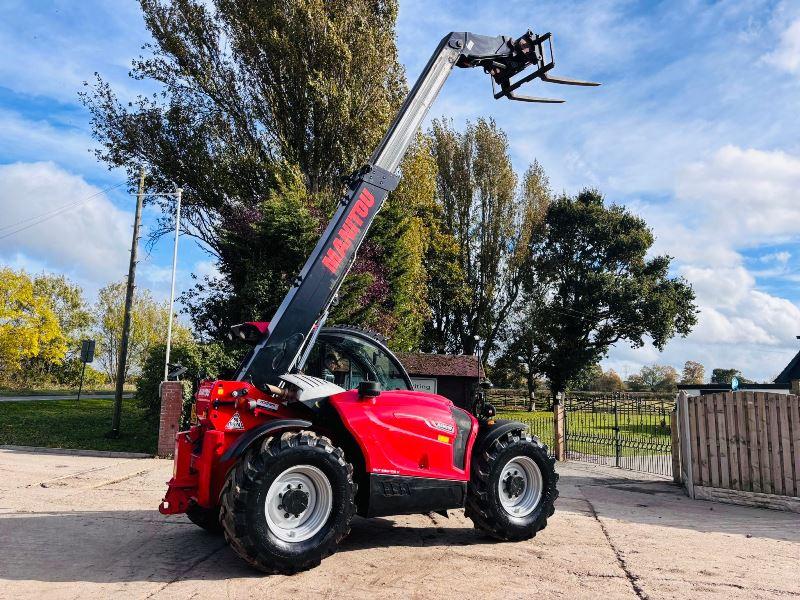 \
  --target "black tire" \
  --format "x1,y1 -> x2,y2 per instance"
466,429 -> 558,541
220,430 -> 355,574
186,502 -> 223,534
